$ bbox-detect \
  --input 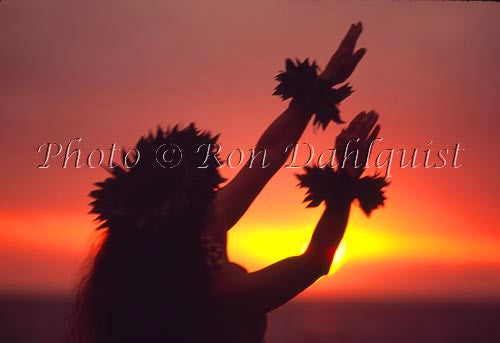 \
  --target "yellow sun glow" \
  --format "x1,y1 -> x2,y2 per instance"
227,222 -> 500,274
